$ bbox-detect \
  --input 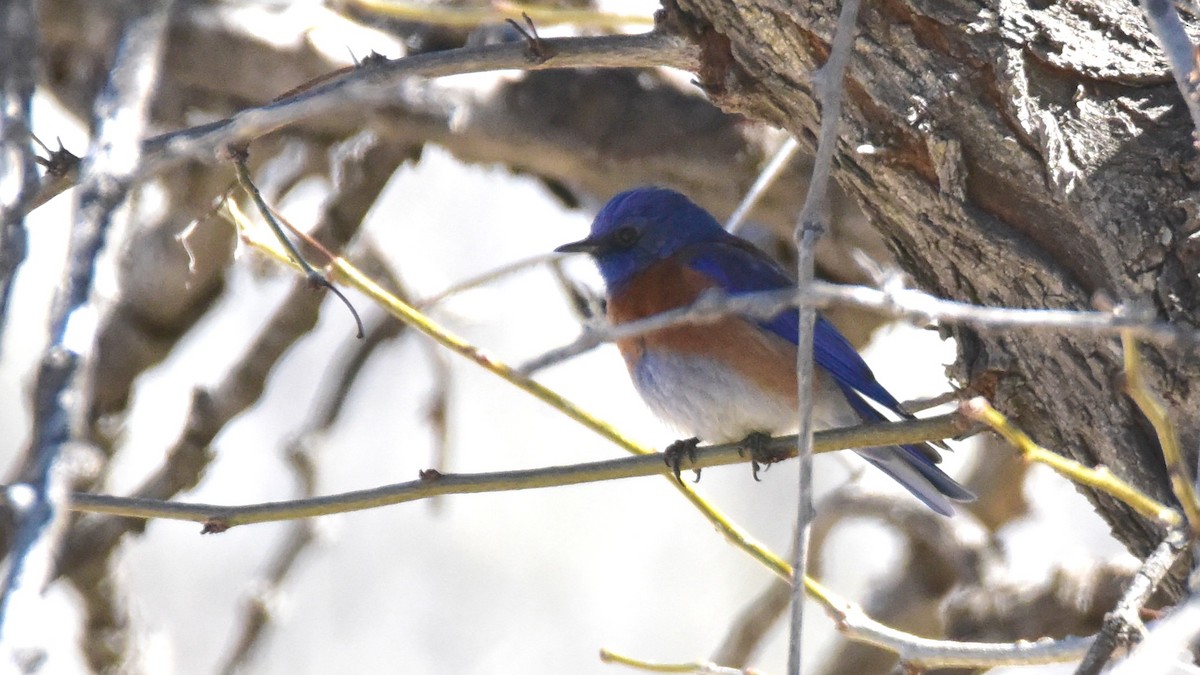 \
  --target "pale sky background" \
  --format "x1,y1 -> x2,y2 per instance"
0,8 -> 1131,673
